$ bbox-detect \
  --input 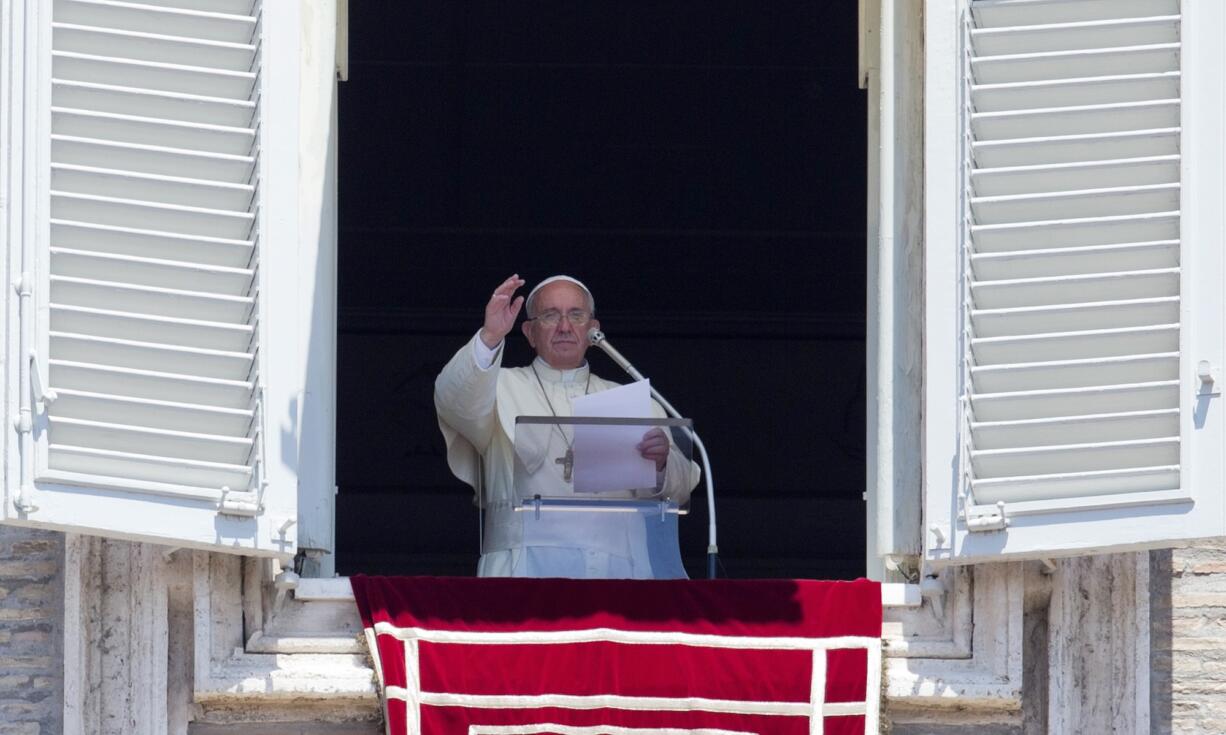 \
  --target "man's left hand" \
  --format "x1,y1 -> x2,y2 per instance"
637,428 -> 669,472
